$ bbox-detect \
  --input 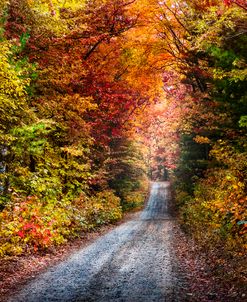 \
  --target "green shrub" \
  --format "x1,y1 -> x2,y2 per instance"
77,190 -> 122,229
